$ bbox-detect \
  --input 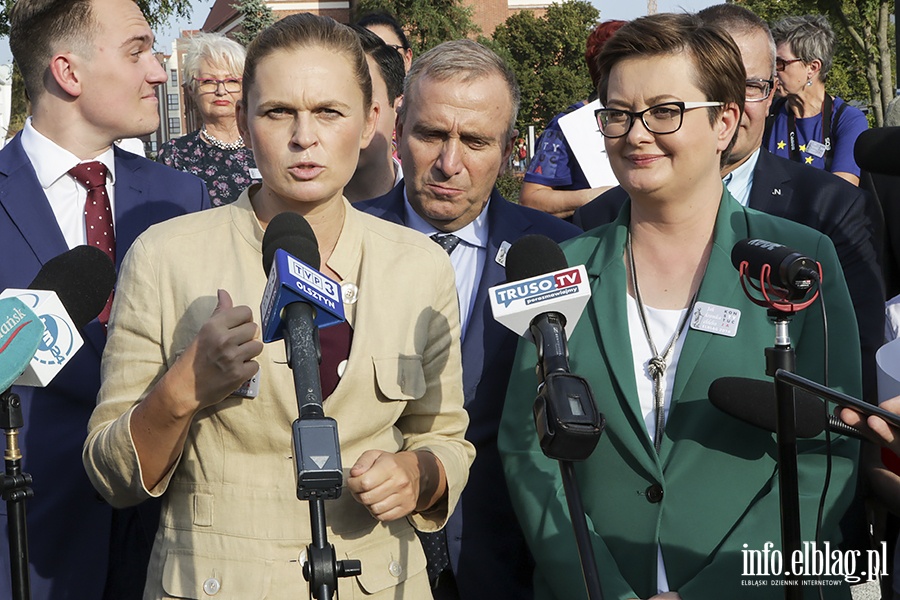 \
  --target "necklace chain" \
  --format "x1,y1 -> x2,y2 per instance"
627,231 -> 697,453
200,127 -> 244,151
